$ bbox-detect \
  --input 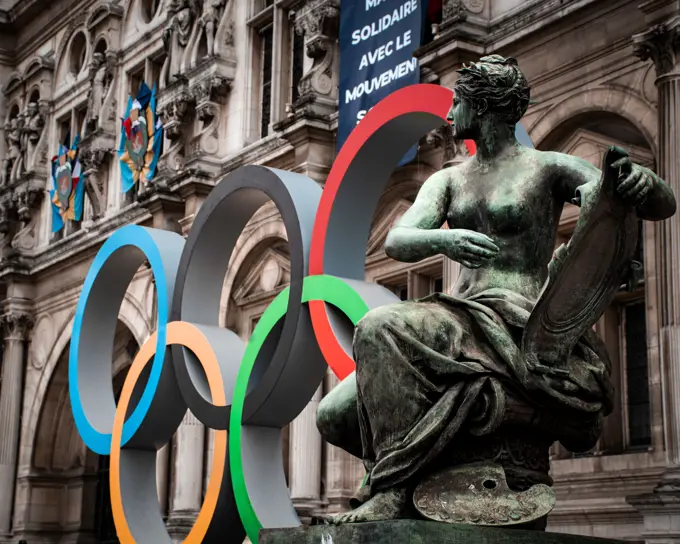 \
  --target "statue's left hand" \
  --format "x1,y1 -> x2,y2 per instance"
611,157 -> 652,205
